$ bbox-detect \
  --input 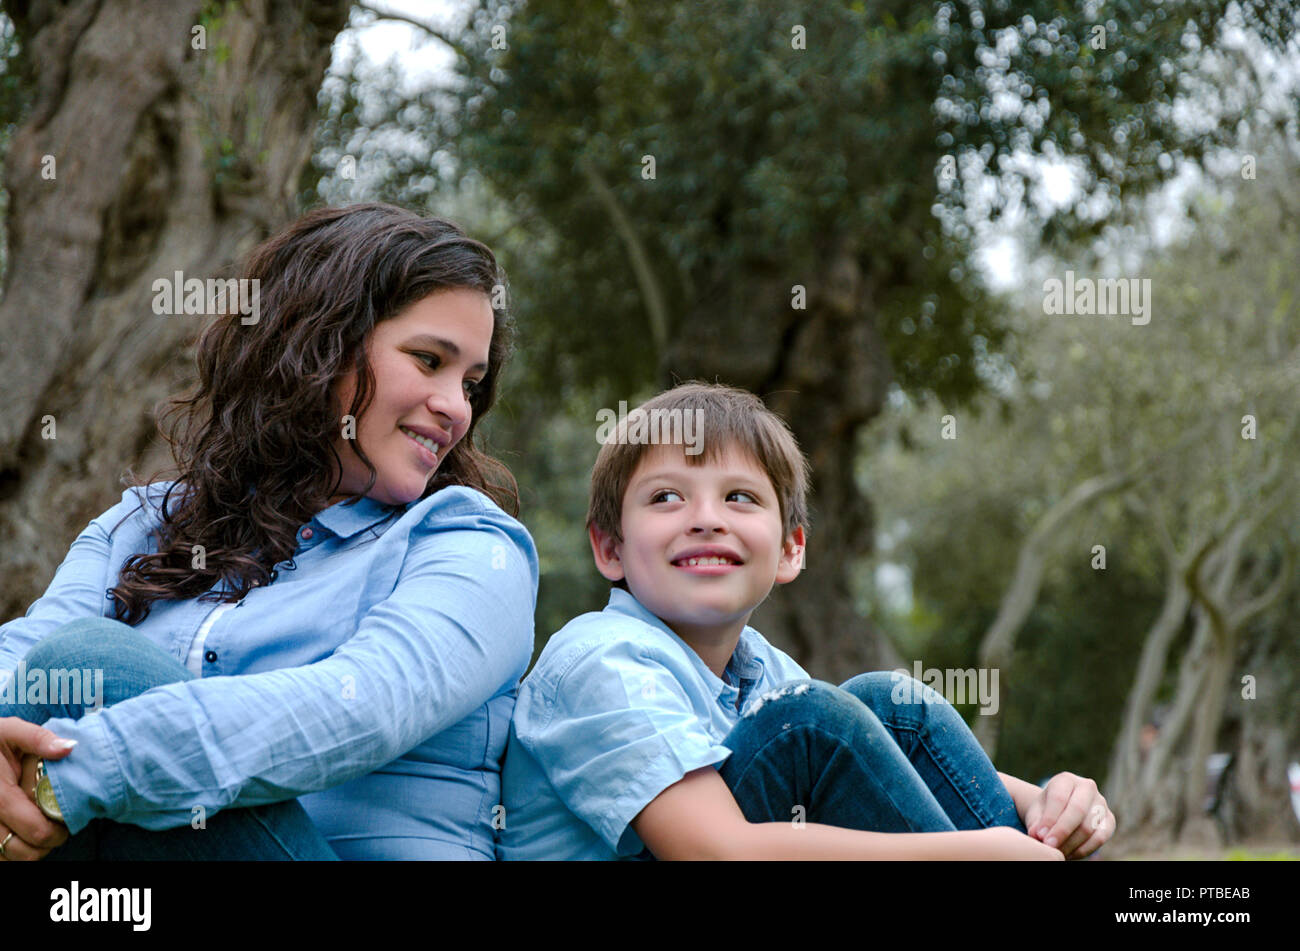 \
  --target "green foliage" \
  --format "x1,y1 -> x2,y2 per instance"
441,0 -> 1004,402
310,0 -> 1295,673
